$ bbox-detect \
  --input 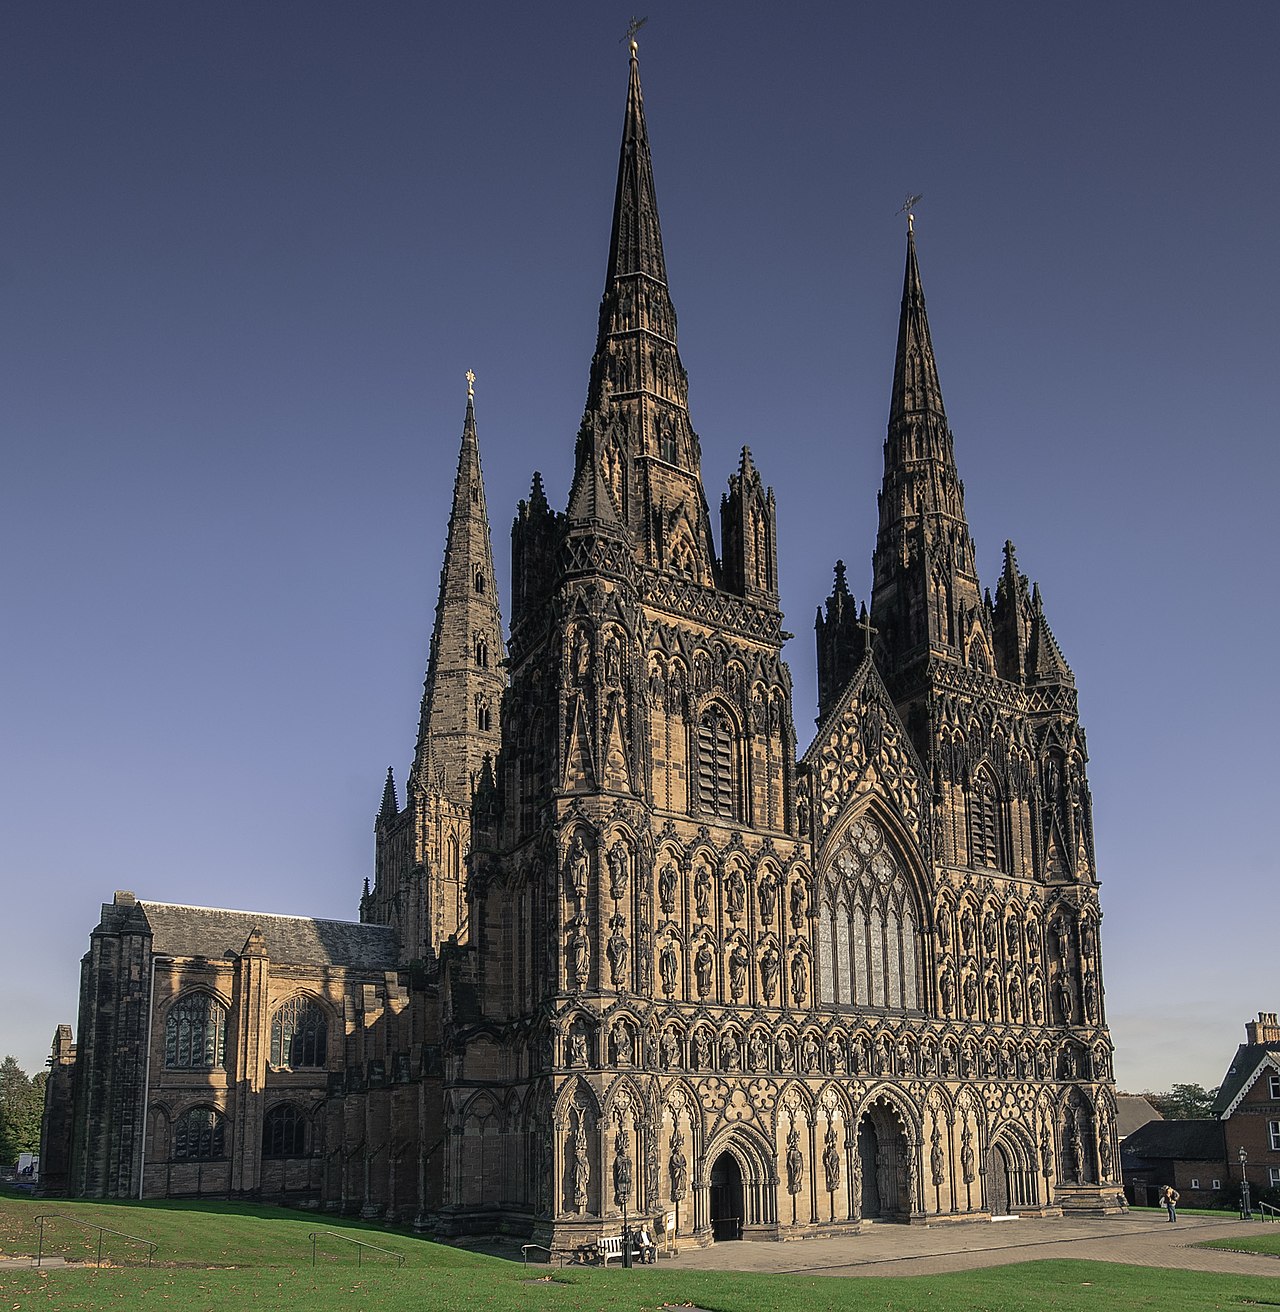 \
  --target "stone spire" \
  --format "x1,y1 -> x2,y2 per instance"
574,43 -> 717,580
871,225 -> 985,677
377,766 -> 398,825
411,383 -> 506,801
